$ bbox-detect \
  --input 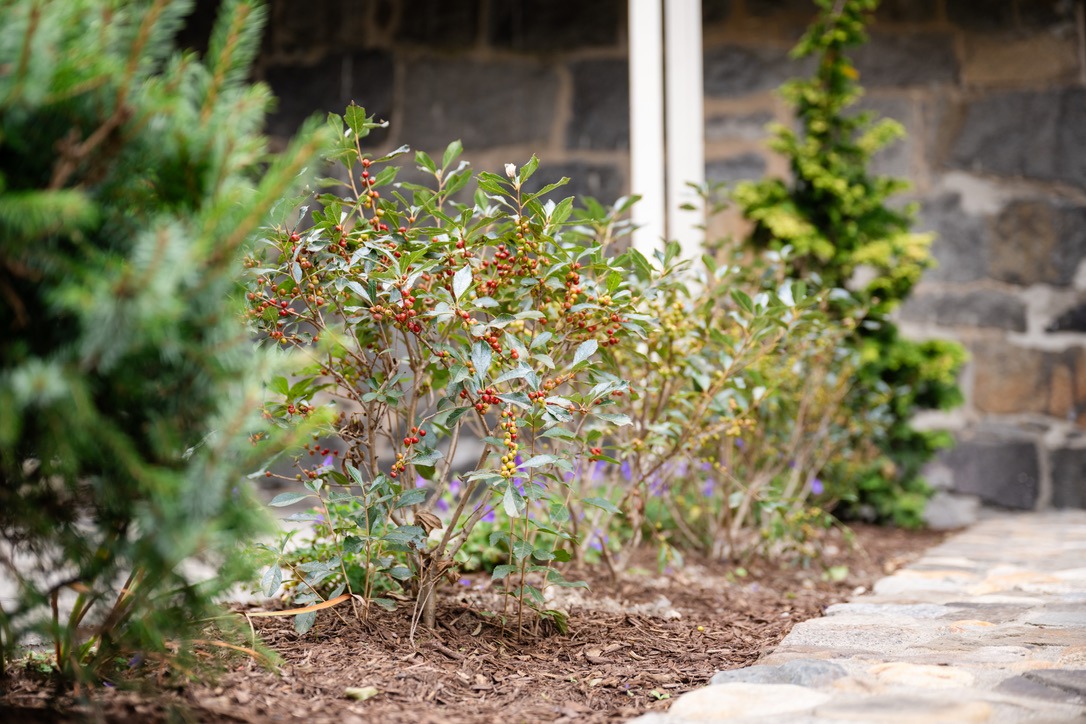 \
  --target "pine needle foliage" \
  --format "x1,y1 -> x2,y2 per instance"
0,0 -> 329,683
734,0 -> 965,526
